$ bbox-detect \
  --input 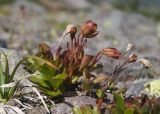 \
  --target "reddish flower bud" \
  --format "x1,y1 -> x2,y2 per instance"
102,48 -> 121,59
80,20 -> 98,38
